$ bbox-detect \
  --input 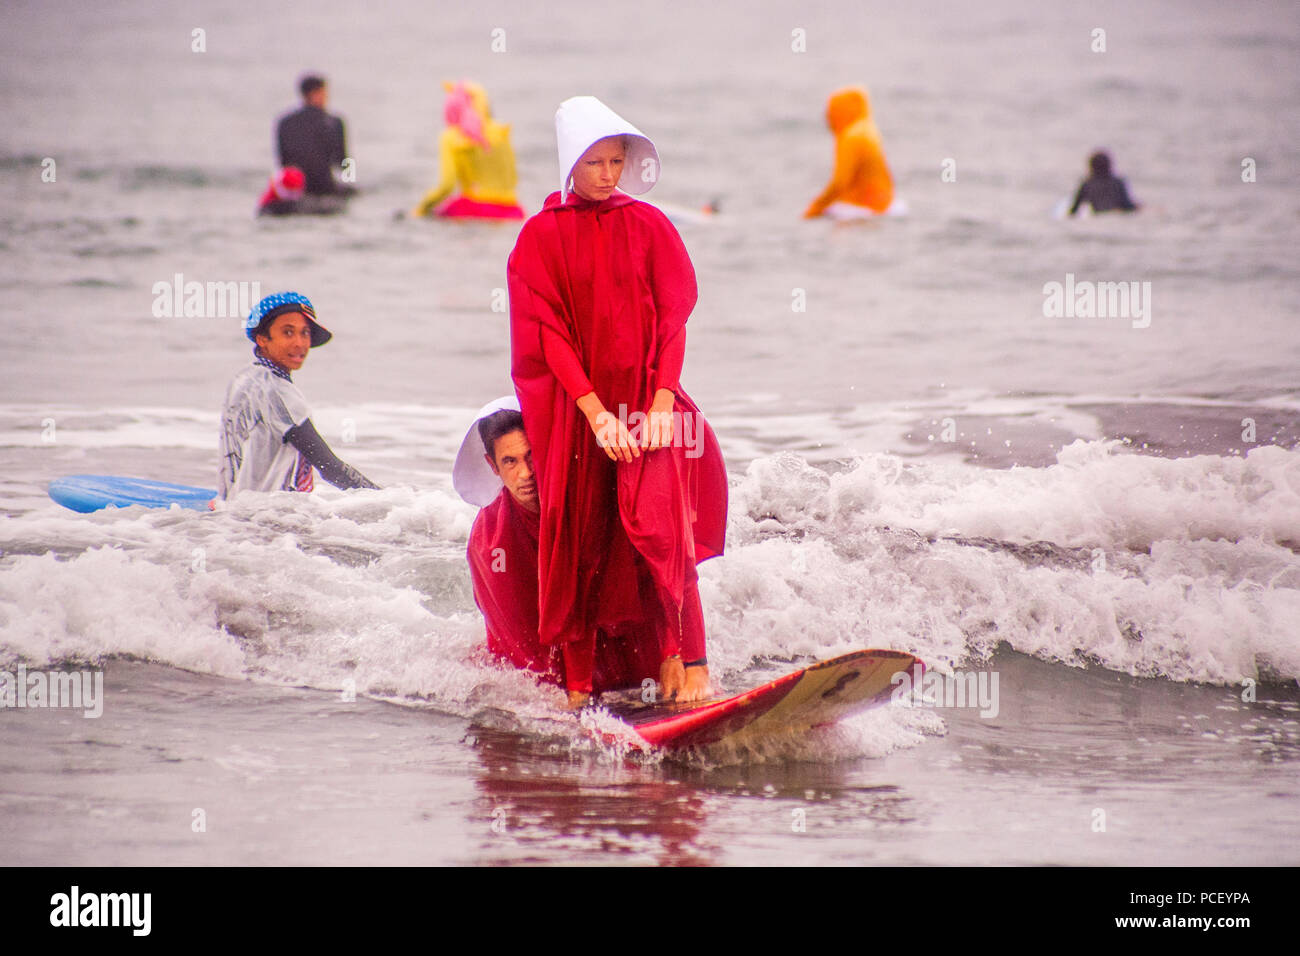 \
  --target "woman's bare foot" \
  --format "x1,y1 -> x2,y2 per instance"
566,689 -> 592,710
678,665 -> 711,703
